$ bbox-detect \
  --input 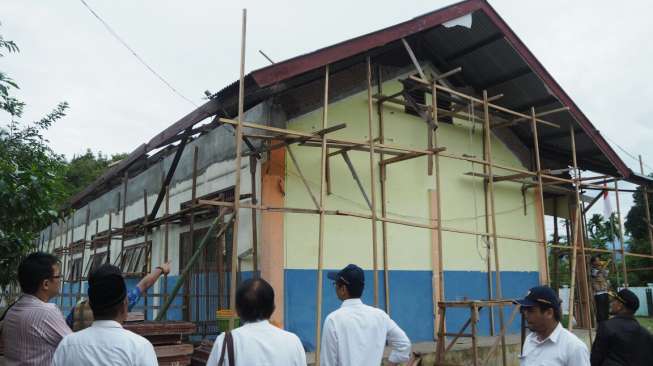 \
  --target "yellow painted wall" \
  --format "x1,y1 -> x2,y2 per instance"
284,68 -> 540,273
